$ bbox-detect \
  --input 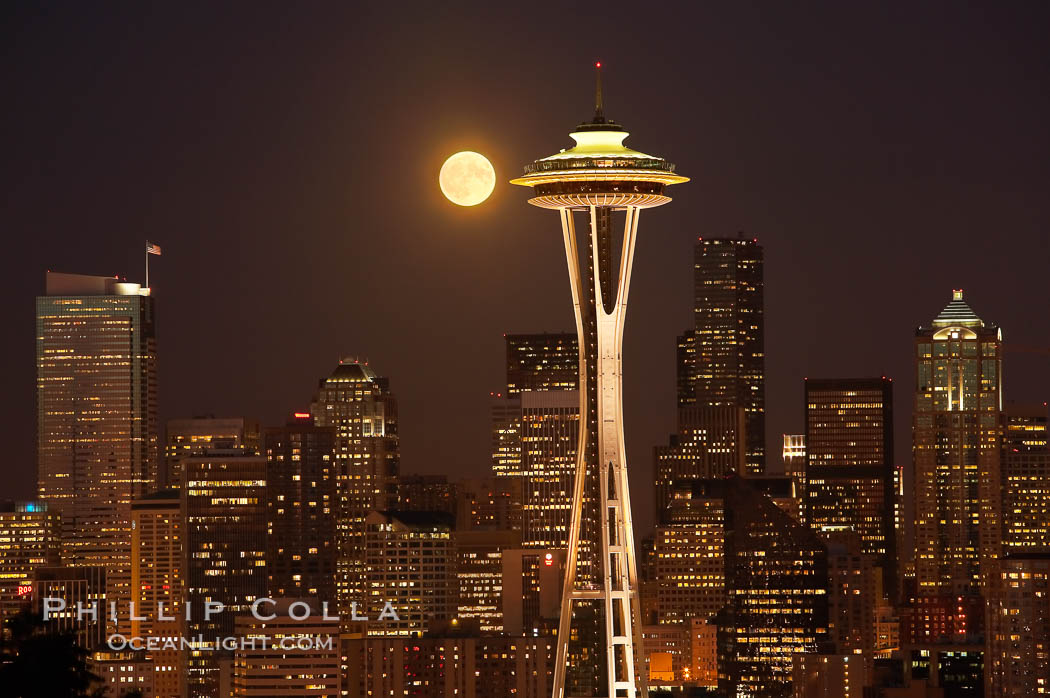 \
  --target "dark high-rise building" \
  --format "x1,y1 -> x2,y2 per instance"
165,416 -> 261,488
395,474 -> 458,516
310,359 -> 399,622
1001,403 -> 1050,553
653,405 -> 745,520
715,475 -> 831,696
36,271 -> 158,631
805,377 -> 896,596
678,237 -> 765,474
988,553 -> 1050,697
264,418 -> 337,600
455,477 -> 522,533
183,454 -> 268,697
504,332 -> 578,395
913,290 -> 1002,595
